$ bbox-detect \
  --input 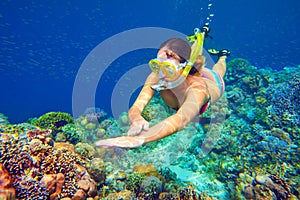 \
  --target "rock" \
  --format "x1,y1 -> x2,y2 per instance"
71,189 -> 87,200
